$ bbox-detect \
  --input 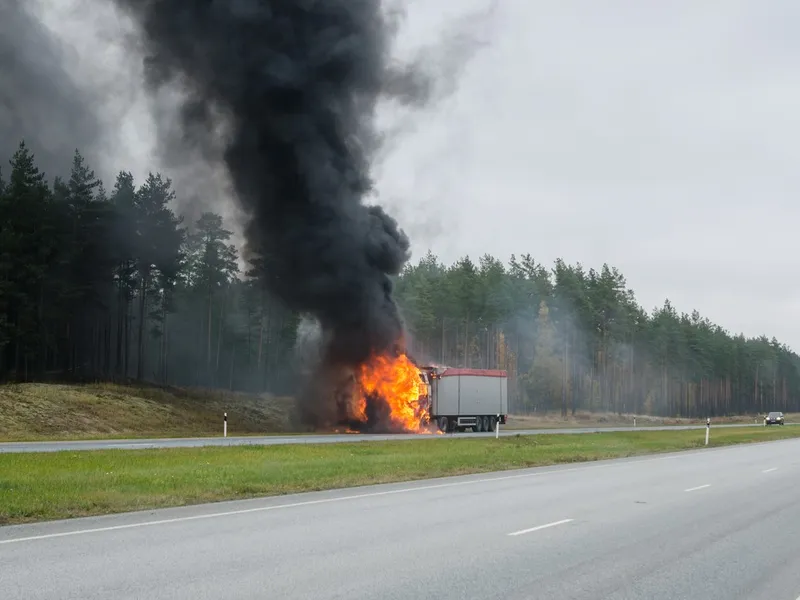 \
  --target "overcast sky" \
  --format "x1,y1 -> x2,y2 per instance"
378,0 -> 800,348
27,0 -> 800,349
